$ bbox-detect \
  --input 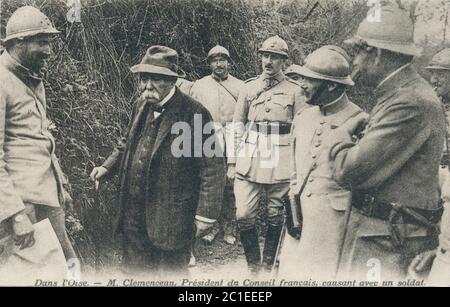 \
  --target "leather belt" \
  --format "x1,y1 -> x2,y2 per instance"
250,122 -> 291,135
352,193 -> 443,226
